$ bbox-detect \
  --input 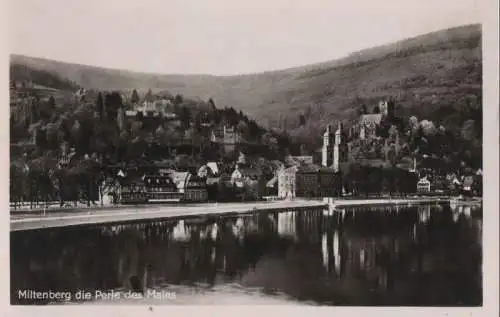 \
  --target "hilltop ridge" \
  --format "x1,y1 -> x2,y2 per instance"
10,24 -> 481,137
